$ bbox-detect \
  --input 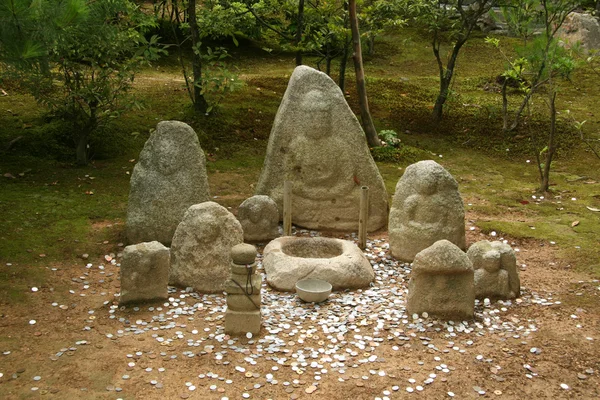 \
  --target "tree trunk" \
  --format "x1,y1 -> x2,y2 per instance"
295,0 -> 305,66
501,79 -> 508,131
76,131 -> 89,166
432,39 -> 465,123
367,35 -> 375,56
339,40 -> 349,92
349,0 -> 380,147
338,2 -> 350,92
188,0 -> 208,113
539,92 -> 558,193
